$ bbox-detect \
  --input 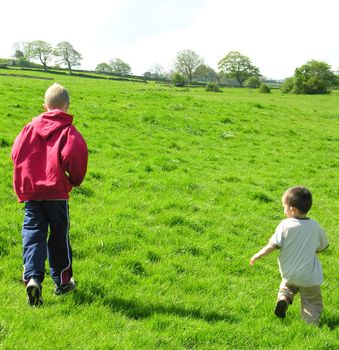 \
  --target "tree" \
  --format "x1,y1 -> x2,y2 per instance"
280,77 -> 295,93
150,63 -> 166,80
54,41 -> 82,74
26,40 -> 53,71
95,63 -> 112,74
109,58 -> 131,76
194,64 -> 218,83
12,48 -> 29,67
174,49 -> 204,84
11,41 -> 31,67
144,64 -> 170,81
293,60 -> 336,94
13,49 -> 25,59
218,51 -> 261,87
12,41 -> 28,58
143,71 -> 152,79
216,71 -> 225,85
